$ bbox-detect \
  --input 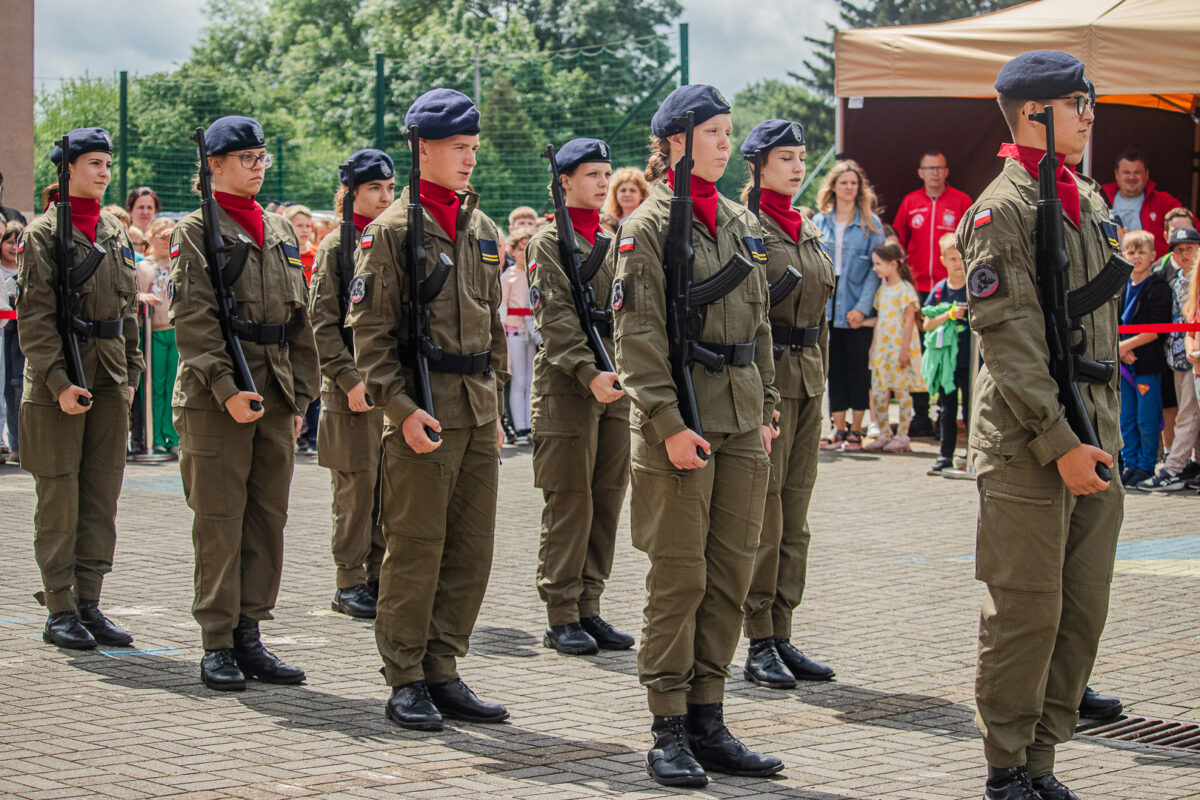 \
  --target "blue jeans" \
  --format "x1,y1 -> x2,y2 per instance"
3,325 -> 22,451
1120,372 -> 1163,472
